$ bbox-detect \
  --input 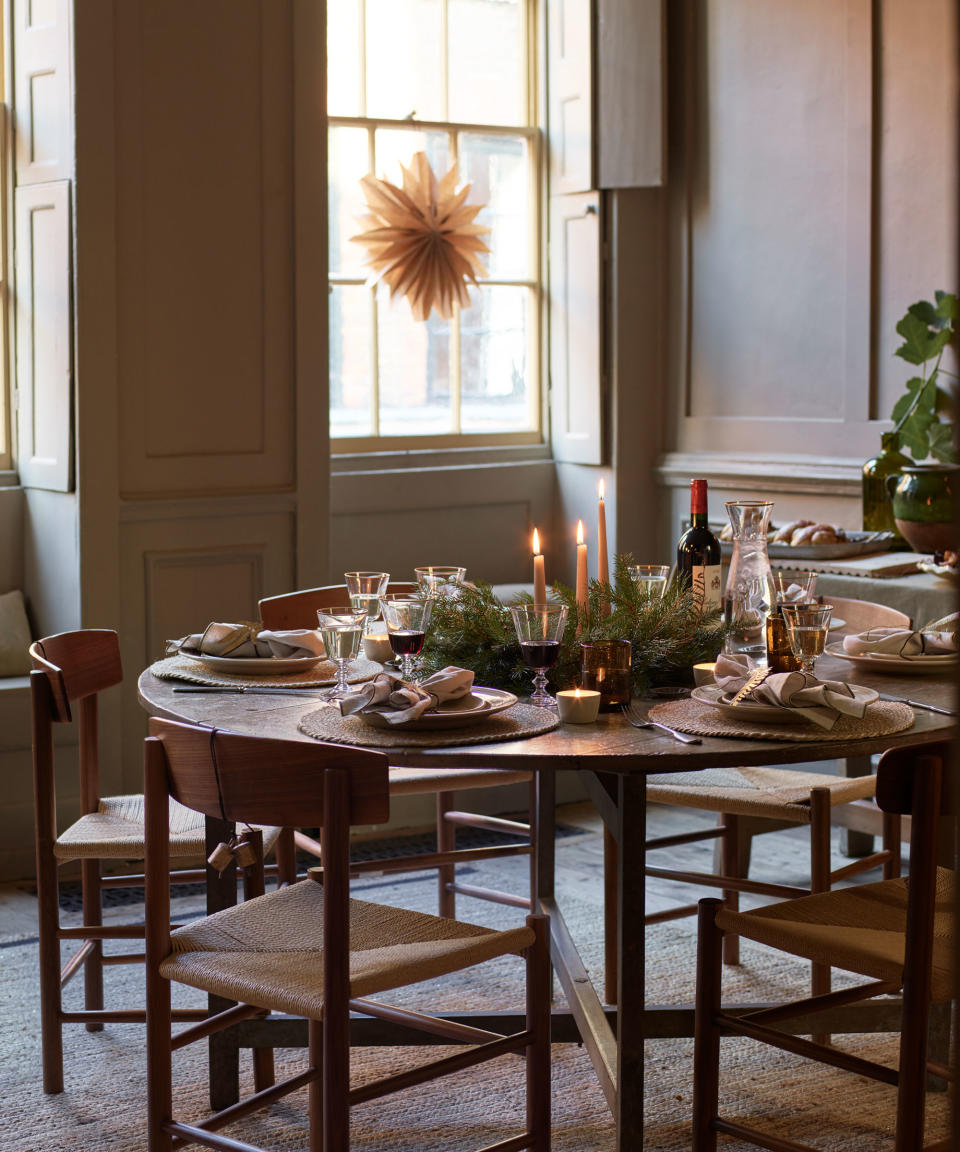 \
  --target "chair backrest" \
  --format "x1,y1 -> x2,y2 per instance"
147,717 -> 390,828
30,629 -> 123,724
875,740 -> 953,819
817,595 -> 911,633
258,583 -> 418,630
